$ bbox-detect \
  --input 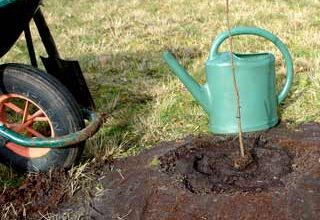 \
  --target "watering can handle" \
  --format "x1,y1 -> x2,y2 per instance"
209,26 -> 294,103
